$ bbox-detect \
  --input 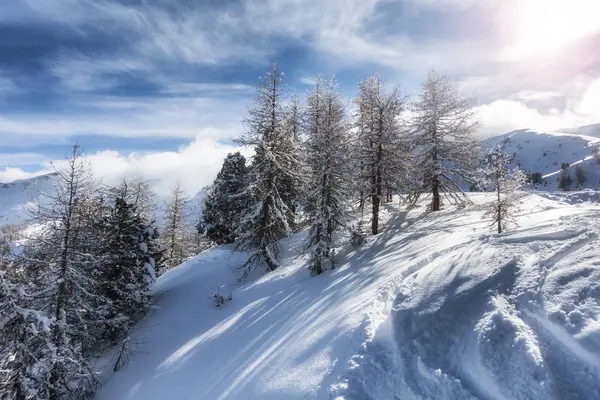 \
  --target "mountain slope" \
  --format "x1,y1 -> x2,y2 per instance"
484,129 -> 600,190
97,193 -> 600,399
0,173 -> 57,227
